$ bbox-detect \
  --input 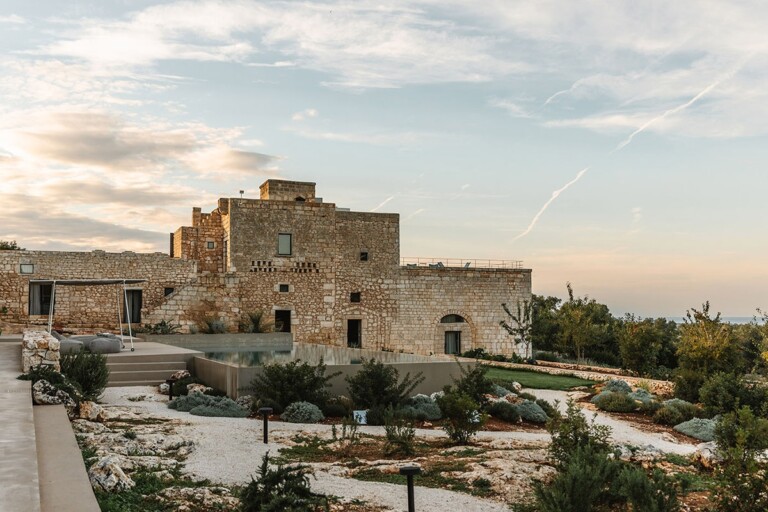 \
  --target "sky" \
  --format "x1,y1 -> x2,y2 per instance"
1,1 -> 767,318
